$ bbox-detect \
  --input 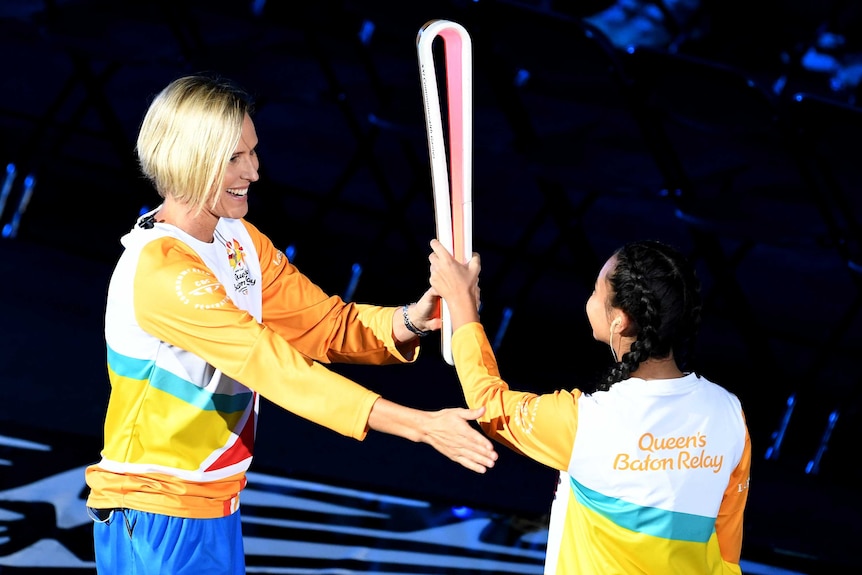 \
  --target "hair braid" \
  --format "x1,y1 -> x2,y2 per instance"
597,240 -> 701,391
